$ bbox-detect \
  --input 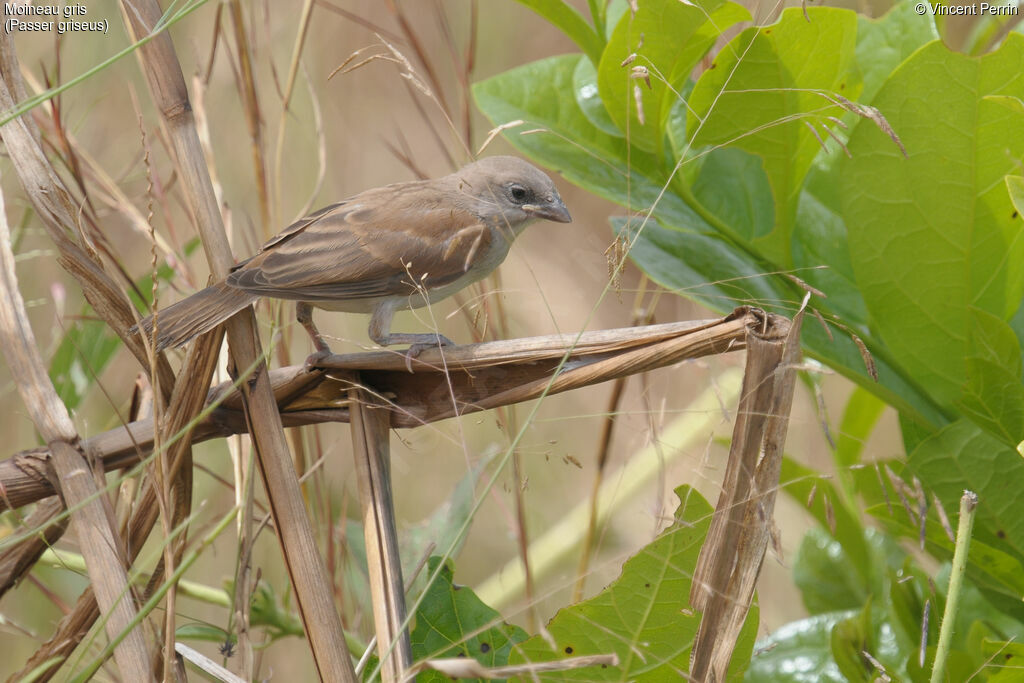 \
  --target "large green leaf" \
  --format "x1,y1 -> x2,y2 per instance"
791,185 -> 868,330
841,36 -> 1024,417
474,54 -> 707,231
745,612 -> 853,682
781,457 -> 873,596
854,2 -> 939,104
793,528 -> 871,615
612,217 -> 784,315
690,148 -> 775,244
474,49 -> 949,430
626,208 -> 948,426
411,557 -> 528,681
513,0 -> 604,66
958,309 -> 1024,445
906,418 -> 1024,565
596,0 -> 749,155
869,502 -> 1024,609
509,485 -> 757,680
982,639 -> 1024,681
688,7 -> 860,266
